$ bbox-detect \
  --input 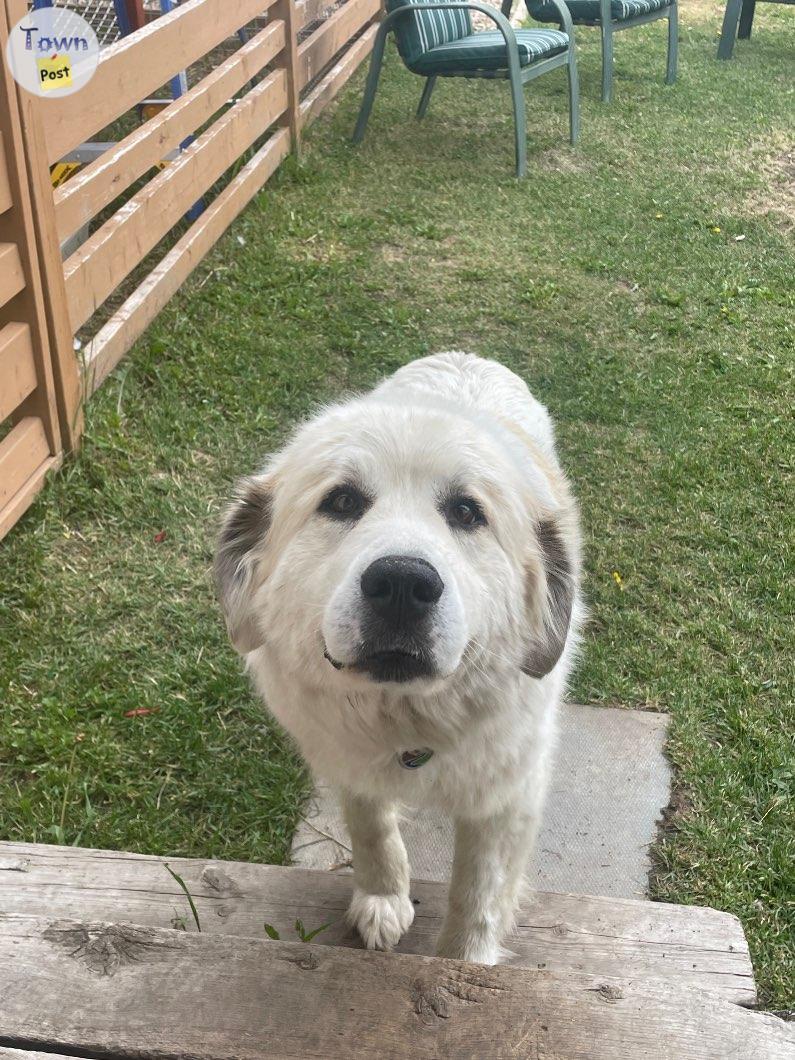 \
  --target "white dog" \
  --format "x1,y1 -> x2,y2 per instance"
216,352 -> 582,964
